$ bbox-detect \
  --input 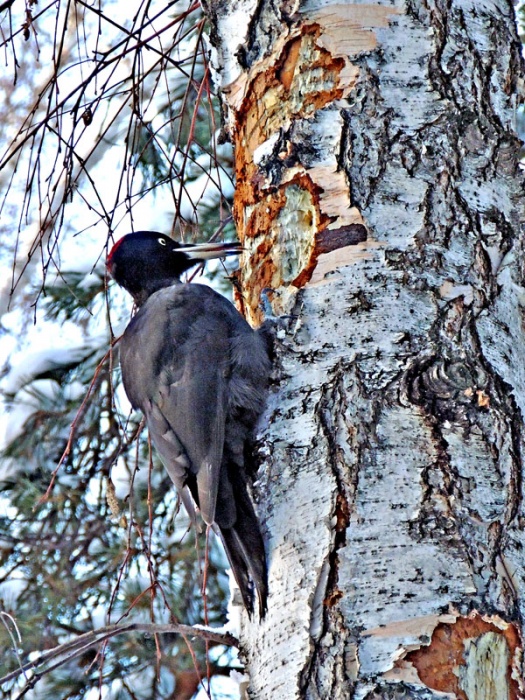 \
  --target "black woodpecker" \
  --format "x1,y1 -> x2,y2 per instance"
107,231 -> 270,616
